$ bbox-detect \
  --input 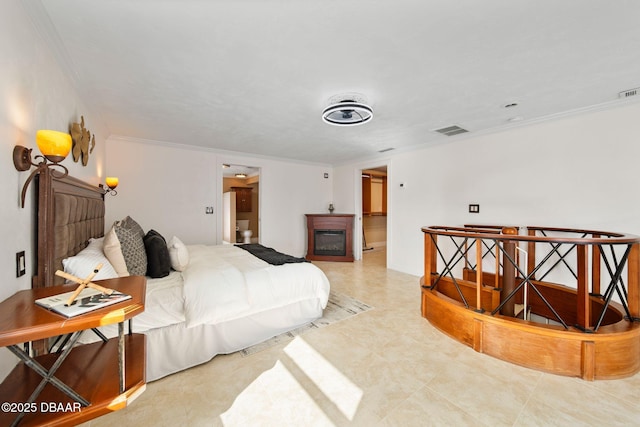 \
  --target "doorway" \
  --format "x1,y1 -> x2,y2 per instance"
222,164 -> 260,244
361,165 -> 387,265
